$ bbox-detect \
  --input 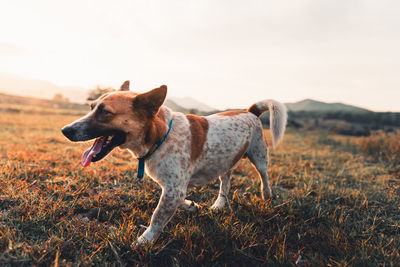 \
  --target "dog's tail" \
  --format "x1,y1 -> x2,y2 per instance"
248,100 -> 287,147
